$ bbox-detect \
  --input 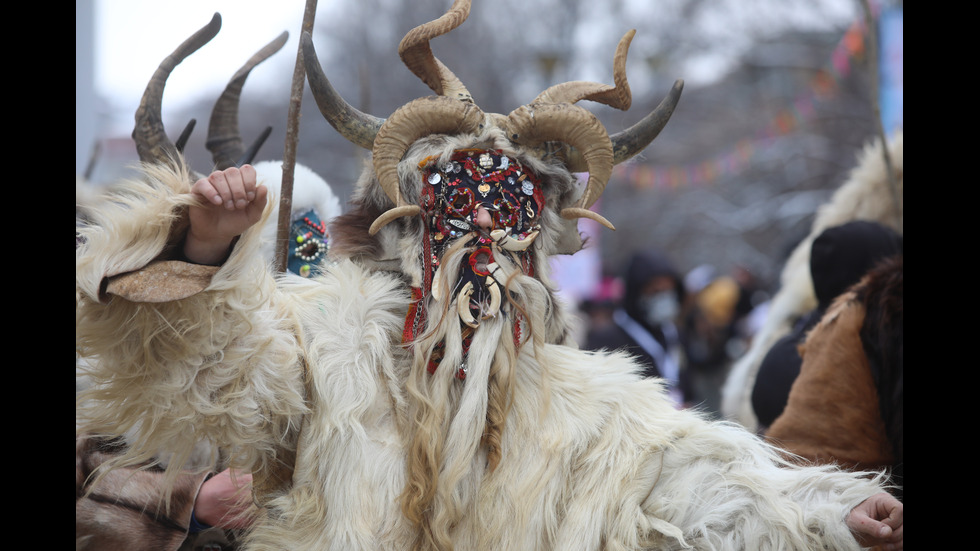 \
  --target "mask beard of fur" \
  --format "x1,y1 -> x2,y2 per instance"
400,234 -> 555,549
